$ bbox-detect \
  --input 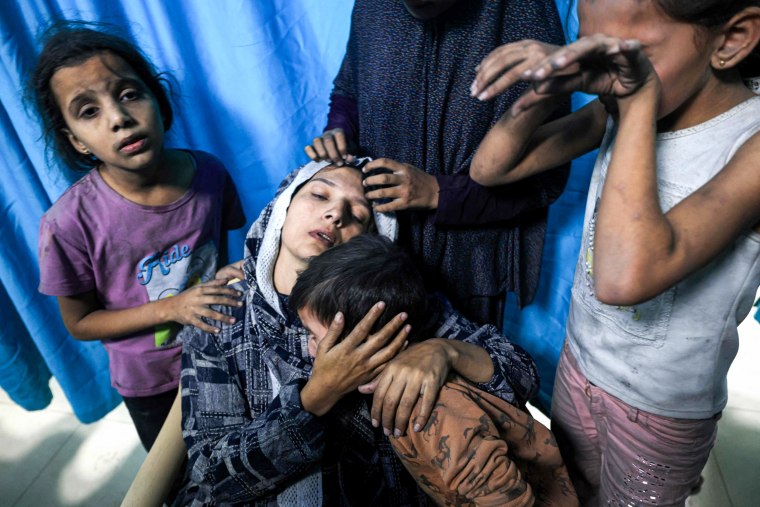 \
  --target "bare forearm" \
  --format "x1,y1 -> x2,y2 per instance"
471,98 -> 560,186
62,298 -> 173,341
471,99 -> 605,186
594,83 -> 671,303
431,338 -> 494,384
